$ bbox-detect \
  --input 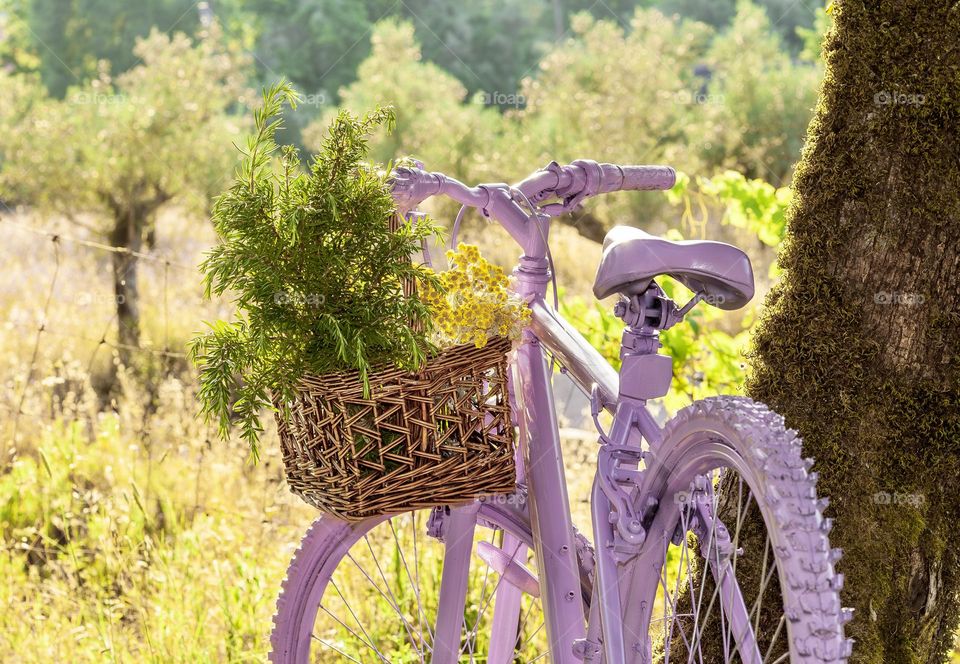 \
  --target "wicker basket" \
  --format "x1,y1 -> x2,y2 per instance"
276,336 -> 517,521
